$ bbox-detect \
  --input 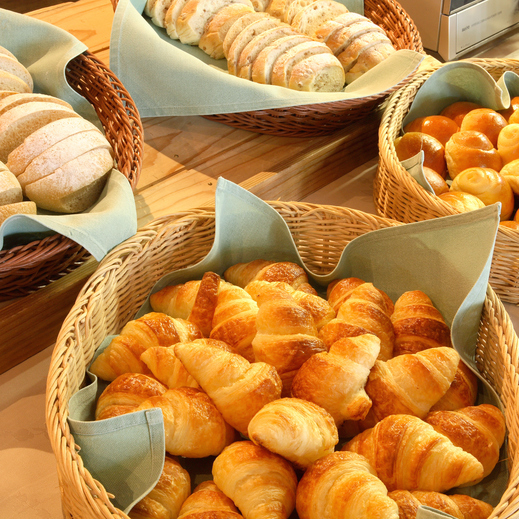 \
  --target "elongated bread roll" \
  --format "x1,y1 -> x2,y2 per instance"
290,0 -> 348,39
